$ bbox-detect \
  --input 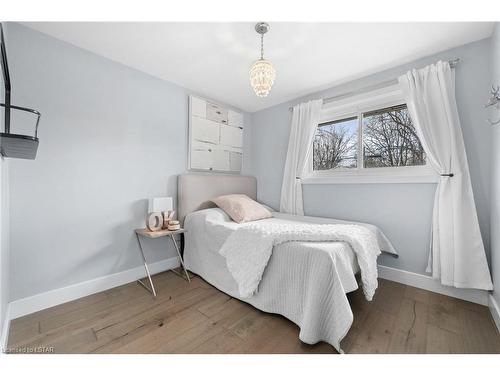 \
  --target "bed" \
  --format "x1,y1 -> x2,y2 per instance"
178,173 -> 396,352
